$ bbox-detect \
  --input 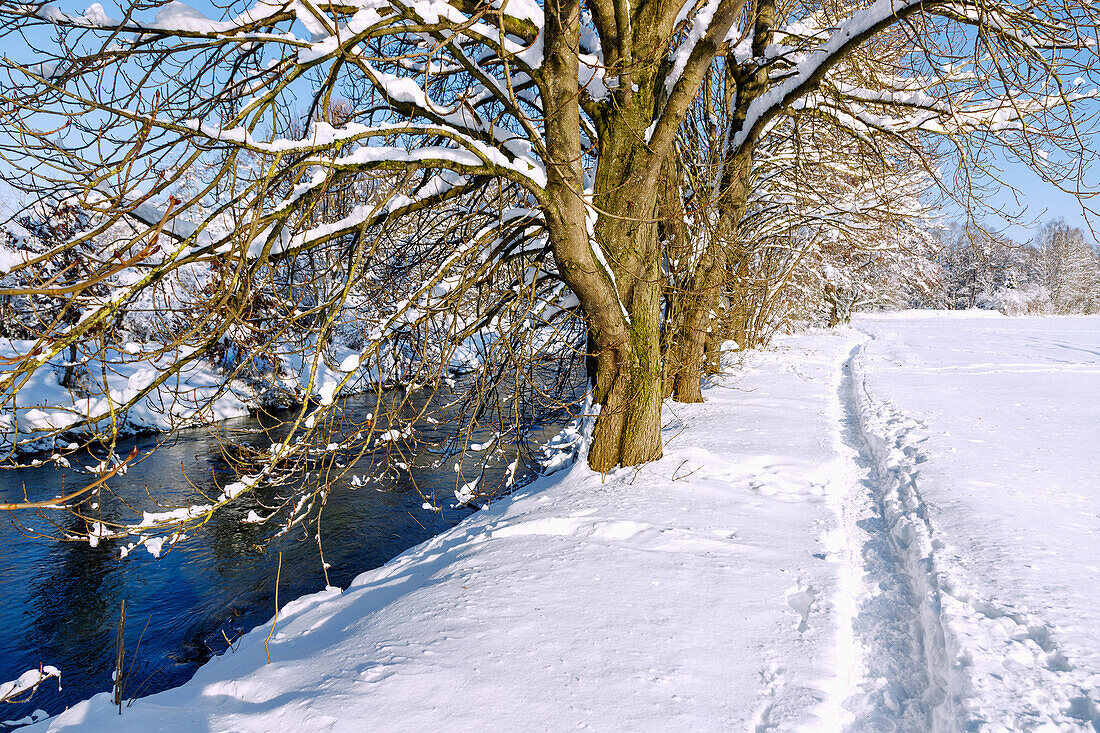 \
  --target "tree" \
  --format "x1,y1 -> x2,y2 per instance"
0,0 -> 1098,548
1035,218 -> 1100,313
